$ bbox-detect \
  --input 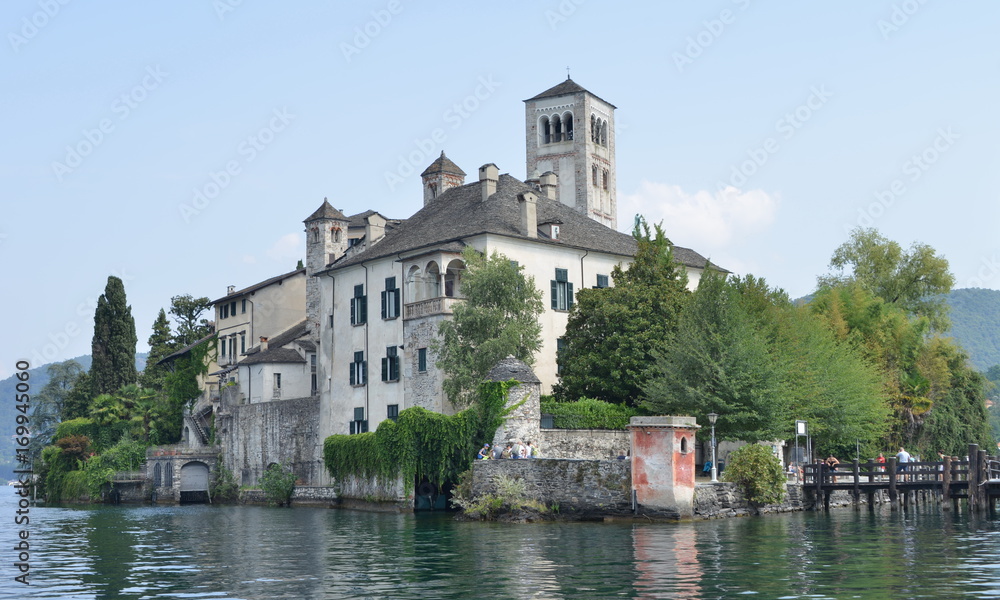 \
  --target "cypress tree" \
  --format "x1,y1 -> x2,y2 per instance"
91,275 -> 138,396
139,308 -> 174,390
